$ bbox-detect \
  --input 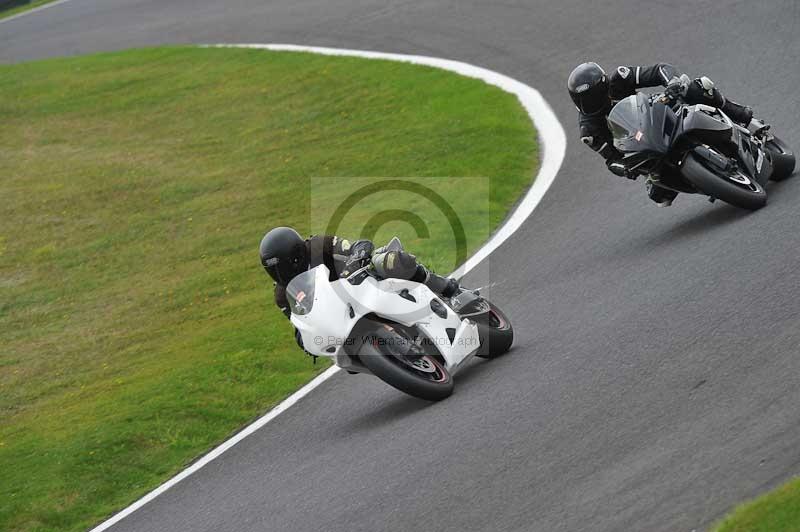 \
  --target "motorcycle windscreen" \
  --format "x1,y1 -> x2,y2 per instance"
286,268 -> 317,315
607,93 -> 674,155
